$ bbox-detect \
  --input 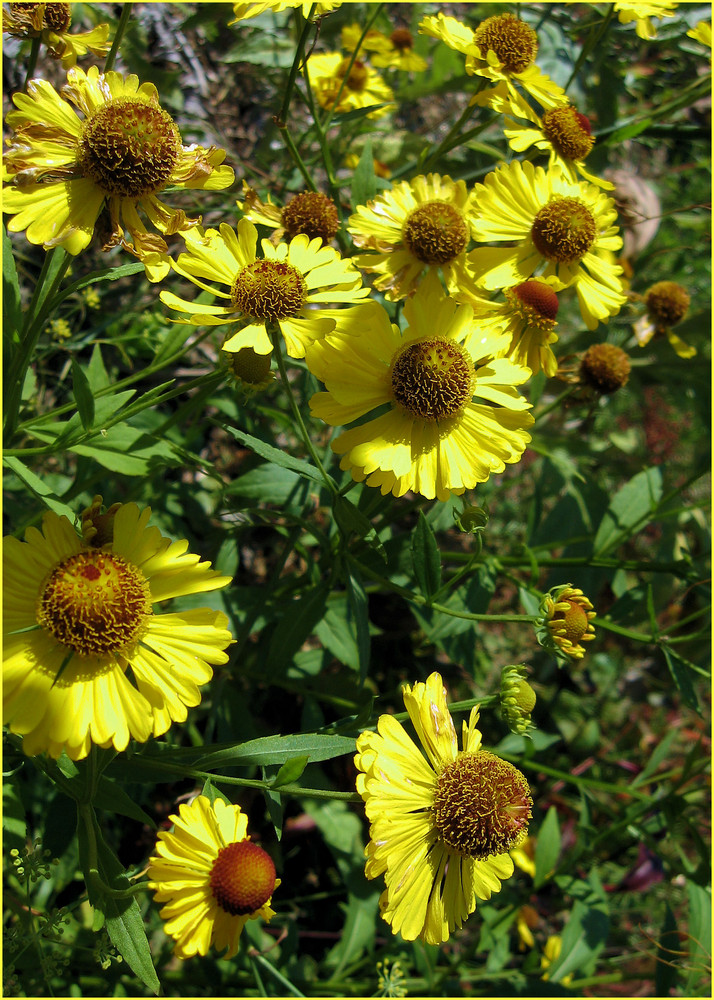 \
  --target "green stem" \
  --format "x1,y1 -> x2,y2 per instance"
507,755 -> 651,799
4,248 -> 71,446
277,7 -> 317,127
104,2 -> 133,72
270,328 -> 337,495
316,4 -> 385,134
22,36 -> 41,90
564,4 -> 615,93
533,385 -> 578,421
417,90 -> 490,174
